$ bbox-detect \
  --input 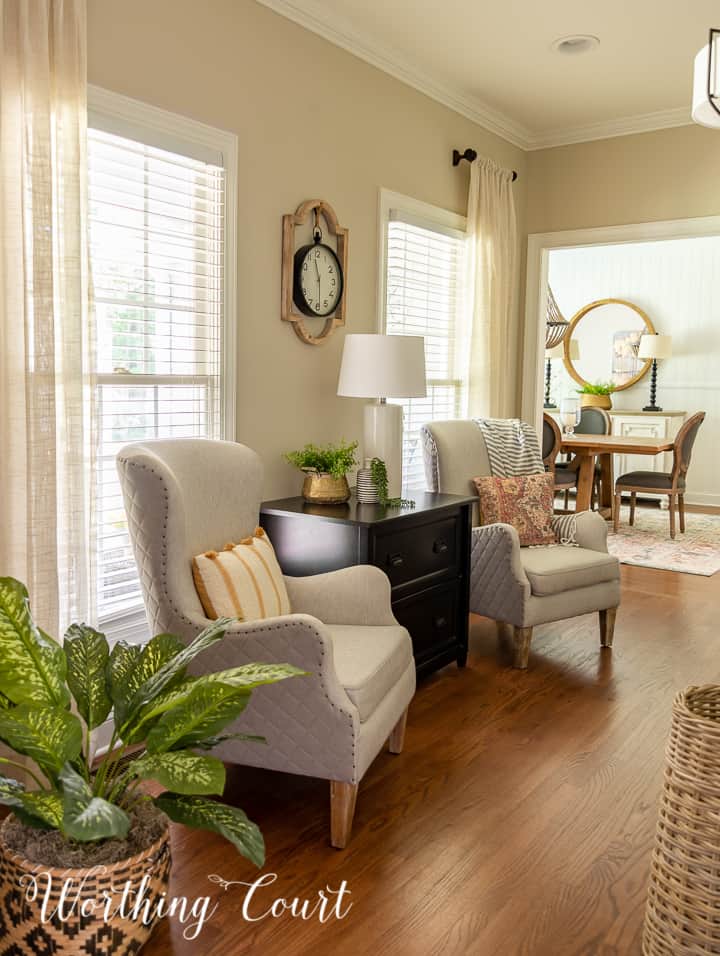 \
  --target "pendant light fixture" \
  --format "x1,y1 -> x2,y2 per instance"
692,28 -> 720,128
